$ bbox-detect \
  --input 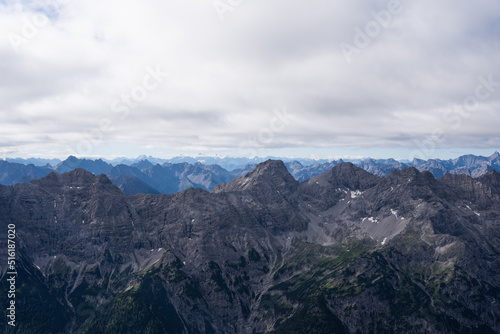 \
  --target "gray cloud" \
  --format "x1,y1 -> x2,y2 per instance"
0,0 -> 499,159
